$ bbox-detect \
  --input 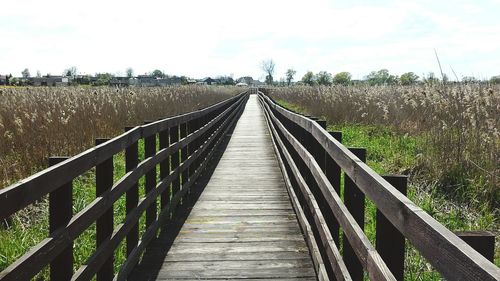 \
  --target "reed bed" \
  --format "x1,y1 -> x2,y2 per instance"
268,84 -> 499,209
0,85 -> 239,188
